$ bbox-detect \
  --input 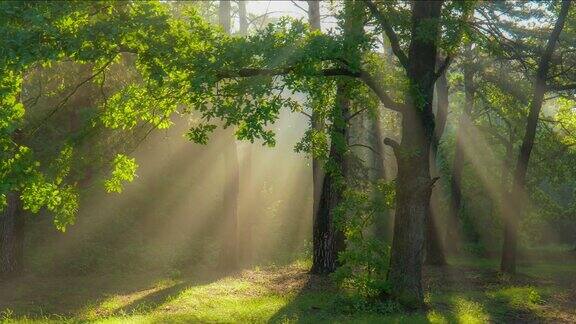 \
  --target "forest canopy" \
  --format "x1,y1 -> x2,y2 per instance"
1,1 -> 576,322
